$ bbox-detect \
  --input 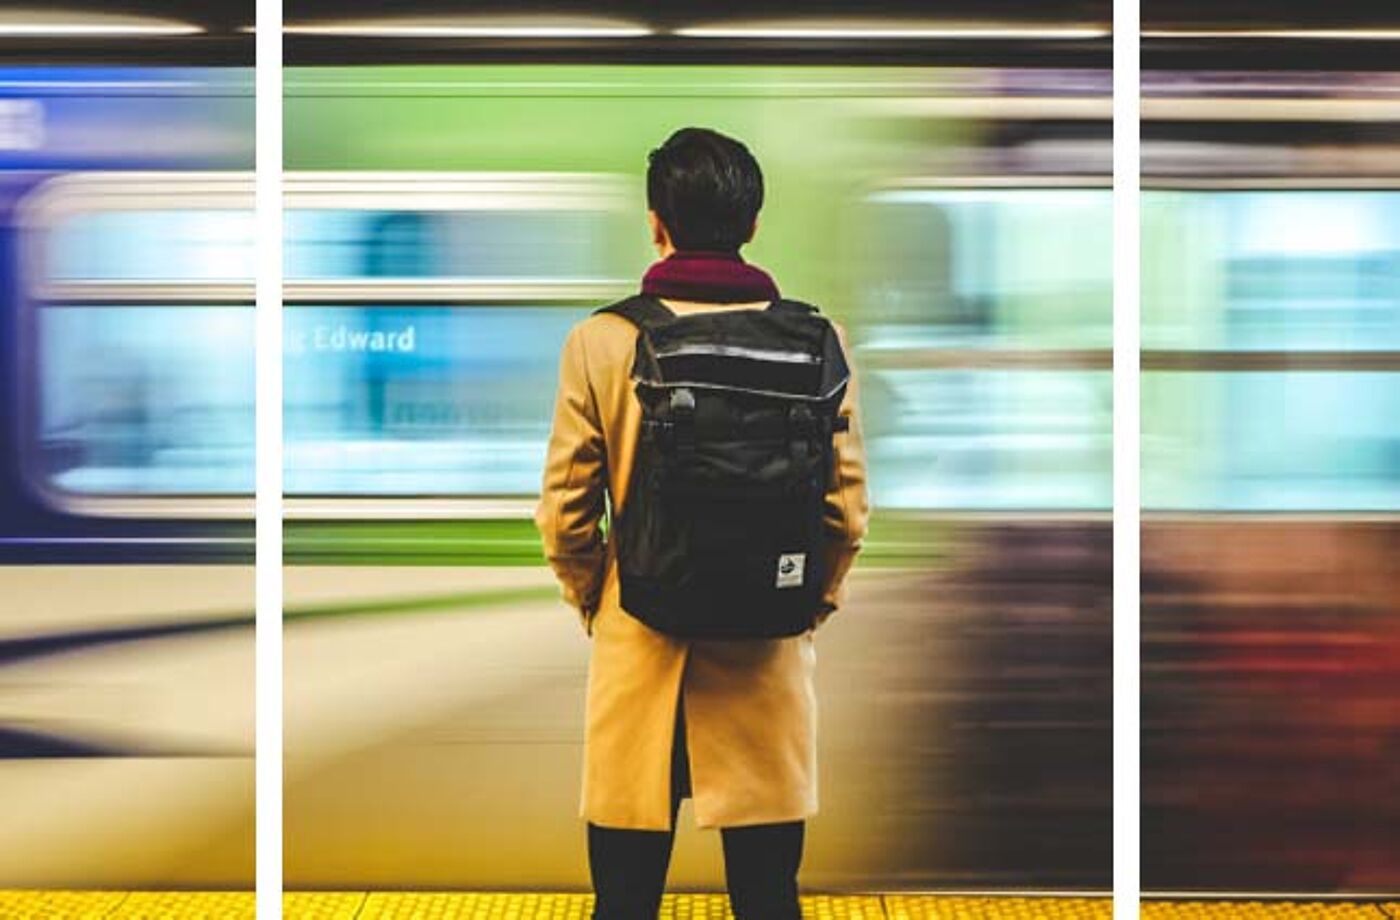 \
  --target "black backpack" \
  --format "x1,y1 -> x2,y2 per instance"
597,294 -> 851,639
